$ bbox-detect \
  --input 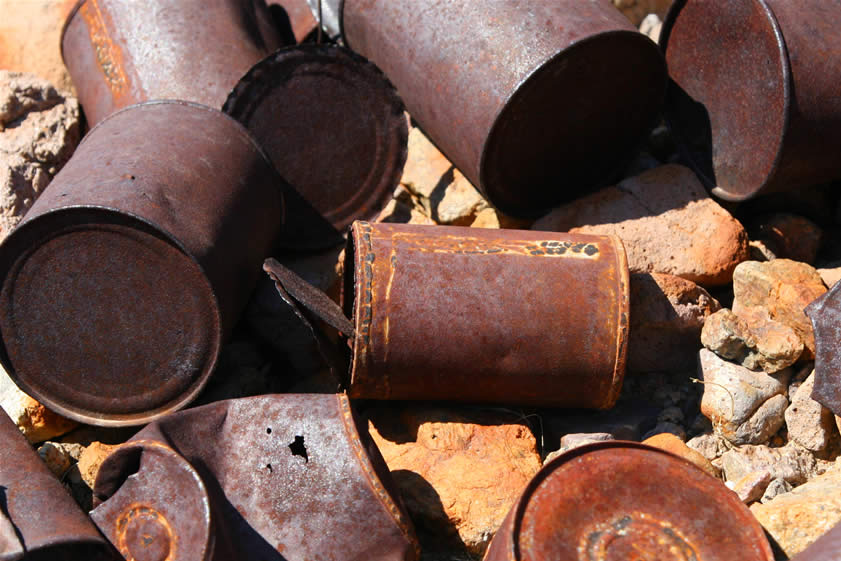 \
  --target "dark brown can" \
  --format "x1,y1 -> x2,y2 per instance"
805,280 -> 841,417
334,0 -> 666,217
0,101 -> 285,427
0,410 -> 117,560
483,441 -> 774,561
341,222 -> 629,408
61,0 -> 285,125
90,394 -> 419,561
662,0 -> 841,200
